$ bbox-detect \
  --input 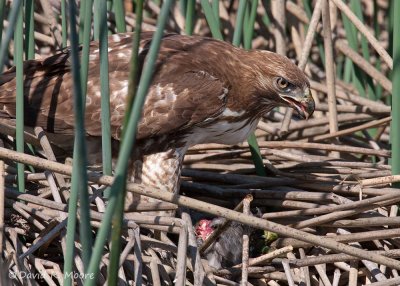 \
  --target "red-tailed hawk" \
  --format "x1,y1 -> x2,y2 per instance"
0,32 -> 314,205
